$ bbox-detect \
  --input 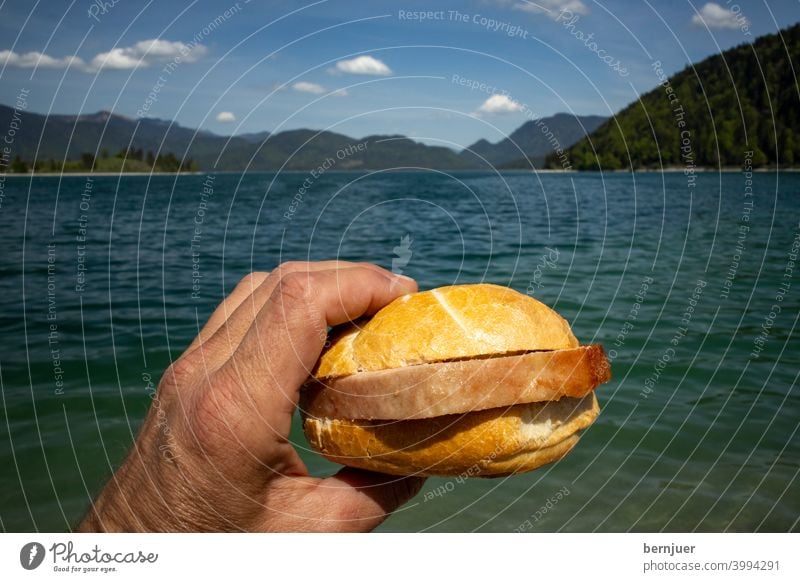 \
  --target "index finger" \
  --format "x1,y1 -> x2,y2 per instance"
204,266 -> 417,456
185,261 -> 388,355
